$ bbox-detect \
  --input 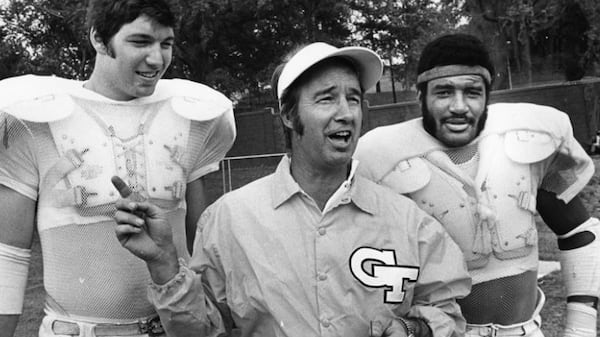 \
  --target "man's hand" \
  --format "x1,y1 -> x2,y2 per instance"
369,317 -> 408,337
112,176 -> 179,284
